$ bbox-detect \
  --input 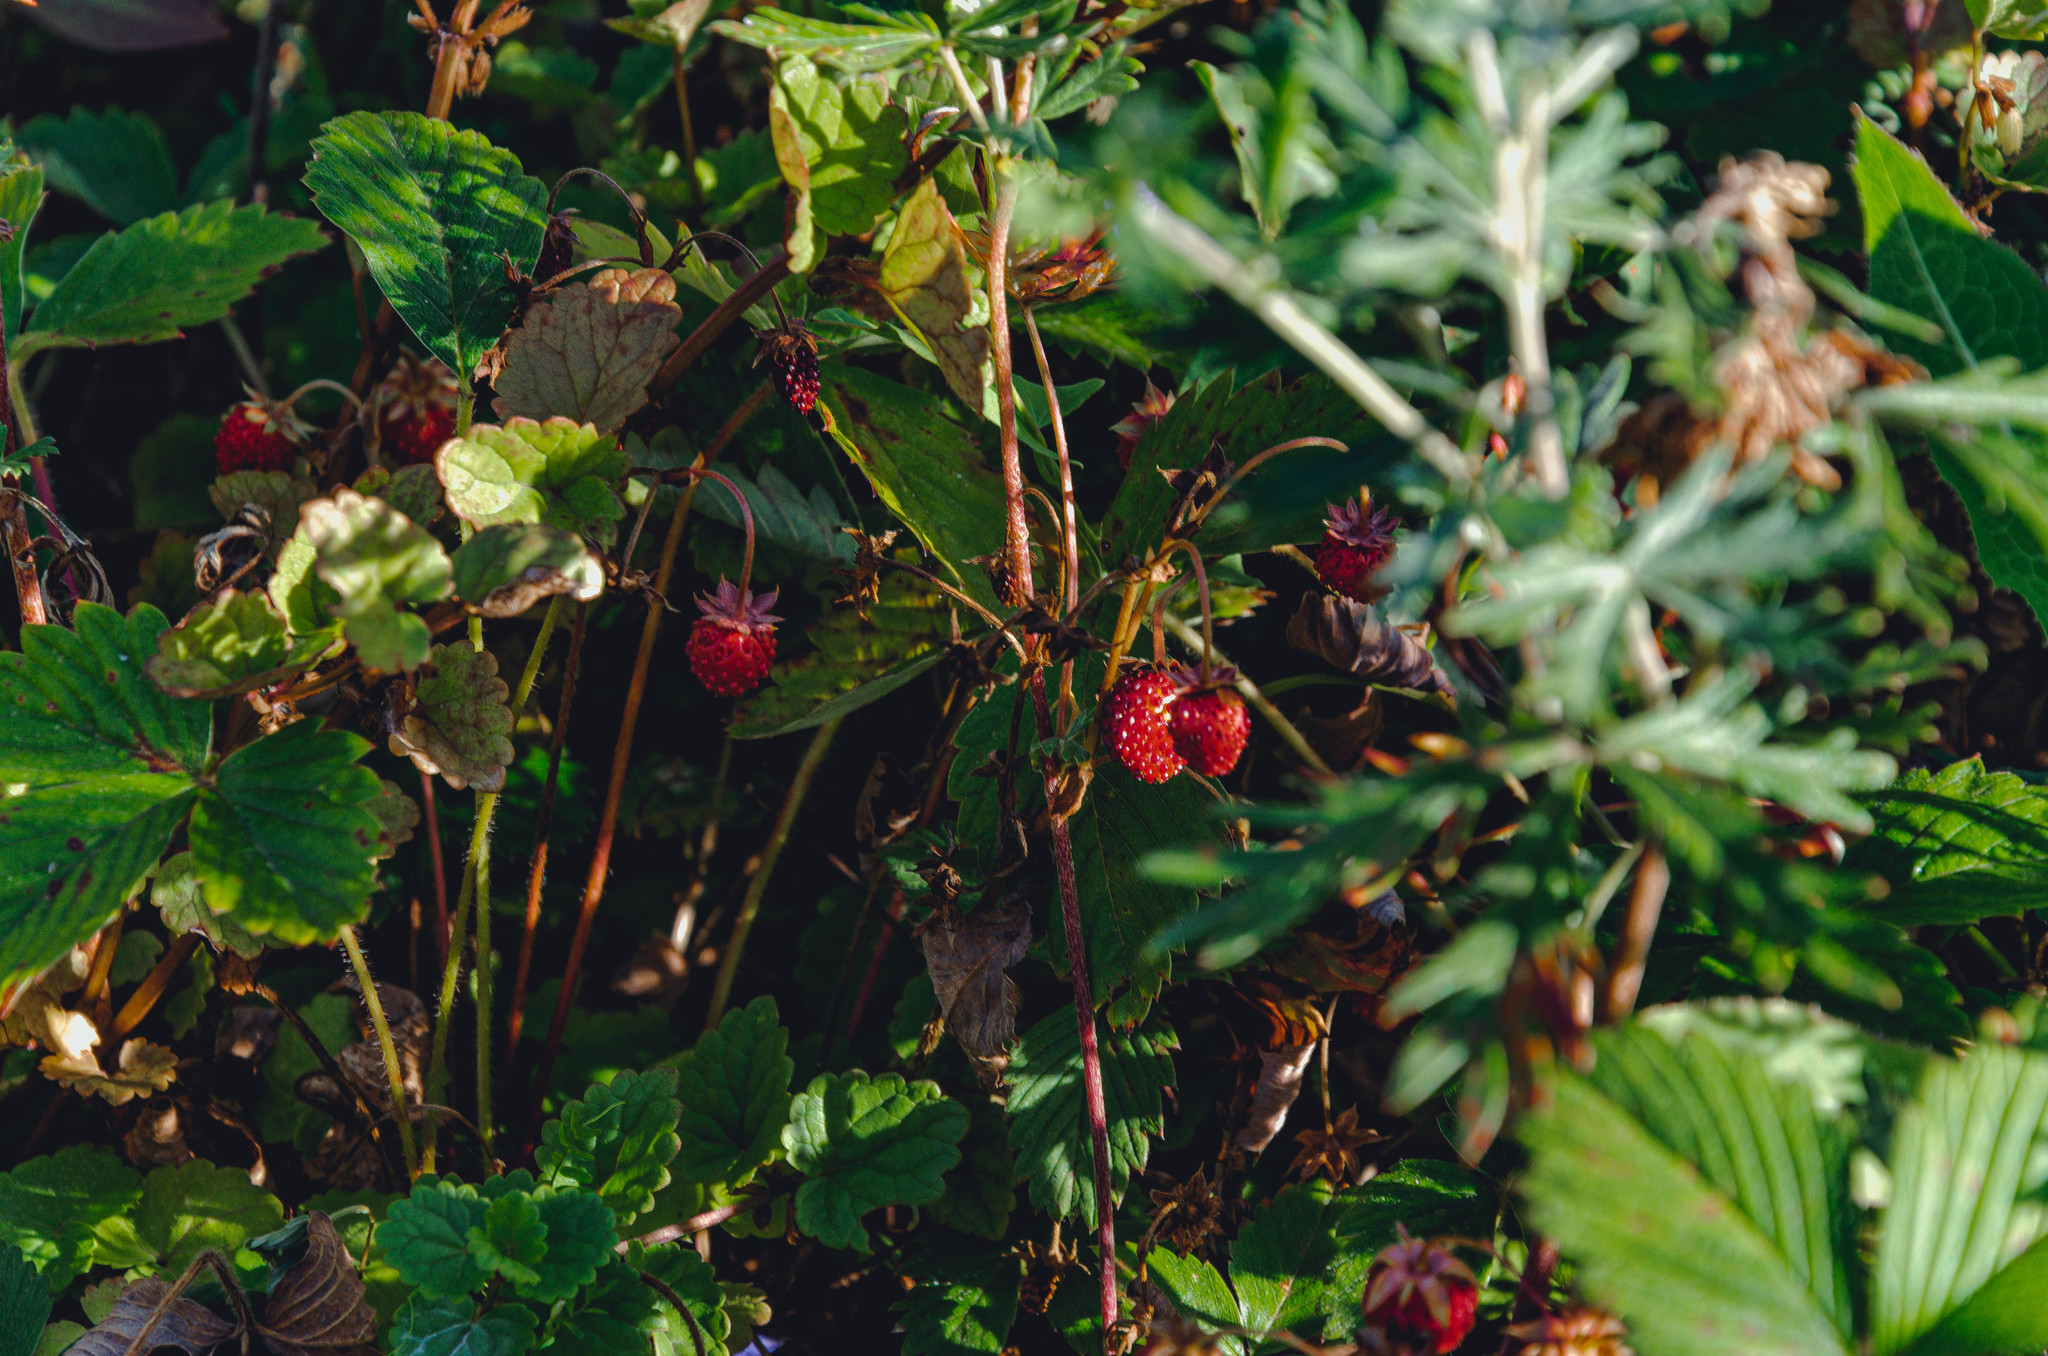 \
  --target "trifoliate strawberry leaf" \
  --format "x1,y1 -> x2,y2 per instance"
296,488 -> 454,674
879,176 -> 989,415
467,1193 -> 546,1290
536,1066 -> 683,1227
766,56 -> 910,239
667,996 -> 795,1187
1006,1013 -> 1176,1224
387,1294 -> 538,1356
1848,758 -> 2048,924
12,201 -> 327,362
89,1159 -> 285,1278
387,641 -> 515,793
782,1070 -> 969,1253
711,10 -> 939,74
491,271 -> 681,433
153,851 -> 263,959
186,719 -> 387,944
449,522 -> 604,620
18,105 -> 177,227
382,1178 -> 492,1300
517,1189 -> 615,1304
303,111 -> 547,377
437,418 -> 628,549
145,588 -> 342,699
0,602 -> 210,994
0,1146 -> 143,1288
691,464 -> 852,569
